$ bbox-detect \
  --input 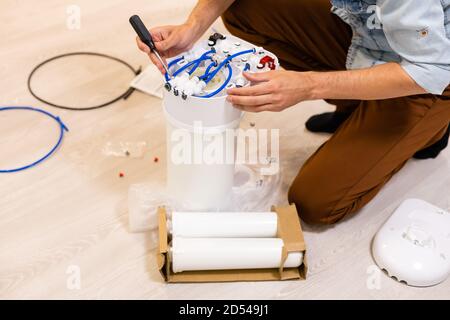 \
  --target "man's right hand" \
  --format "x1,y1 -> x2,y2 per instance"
136,23 -> 198,75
